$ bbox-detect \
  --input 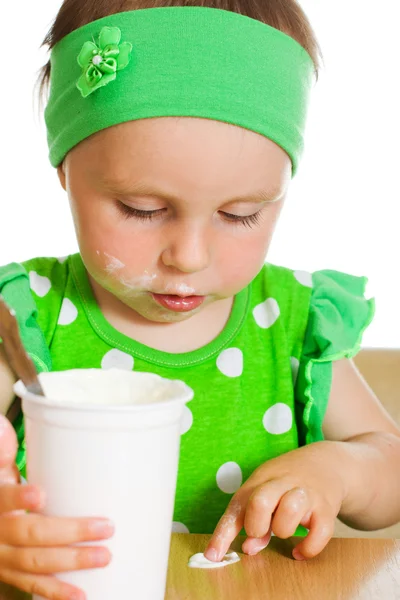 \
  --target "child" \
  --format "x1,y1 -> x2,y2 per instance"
1,1 -> 399,599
